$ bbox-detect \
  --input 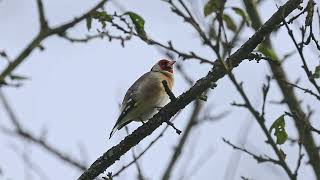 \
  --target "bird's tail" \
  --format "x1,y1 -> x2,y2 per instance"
109,119 -> 132,139
109,124 -> 119,139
